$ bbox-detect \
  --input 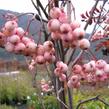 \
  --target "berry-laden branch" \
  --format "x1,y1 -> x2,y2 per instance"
0,0 -> 109,109
71,0 -> 107,66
